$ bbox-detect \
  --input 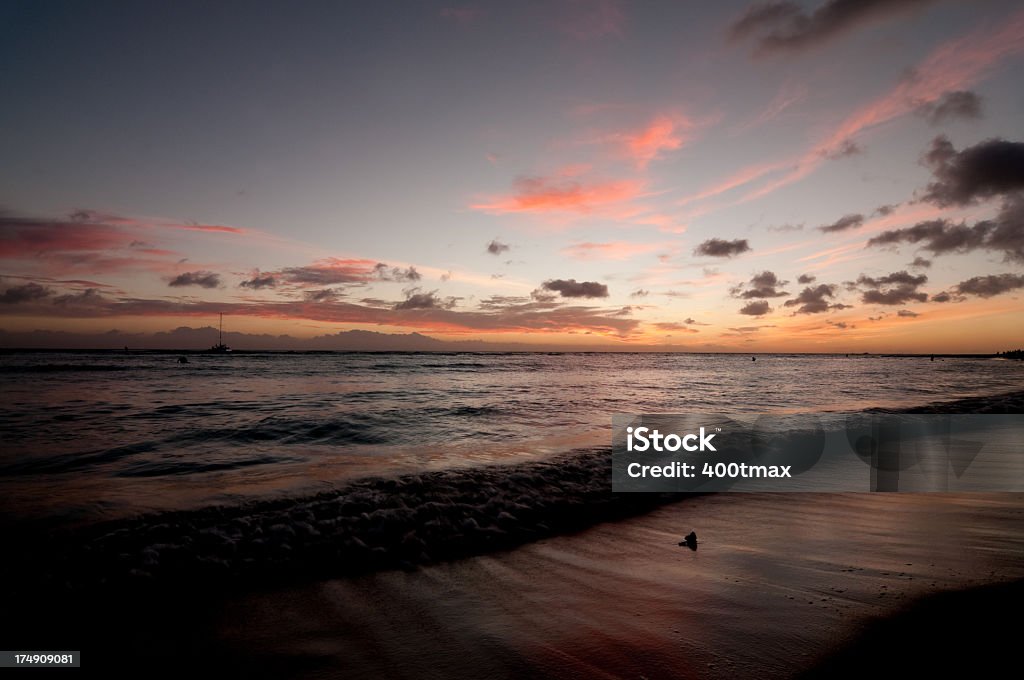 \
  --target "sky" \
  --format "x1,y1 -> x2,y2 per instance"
1,0 -> 1022,352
